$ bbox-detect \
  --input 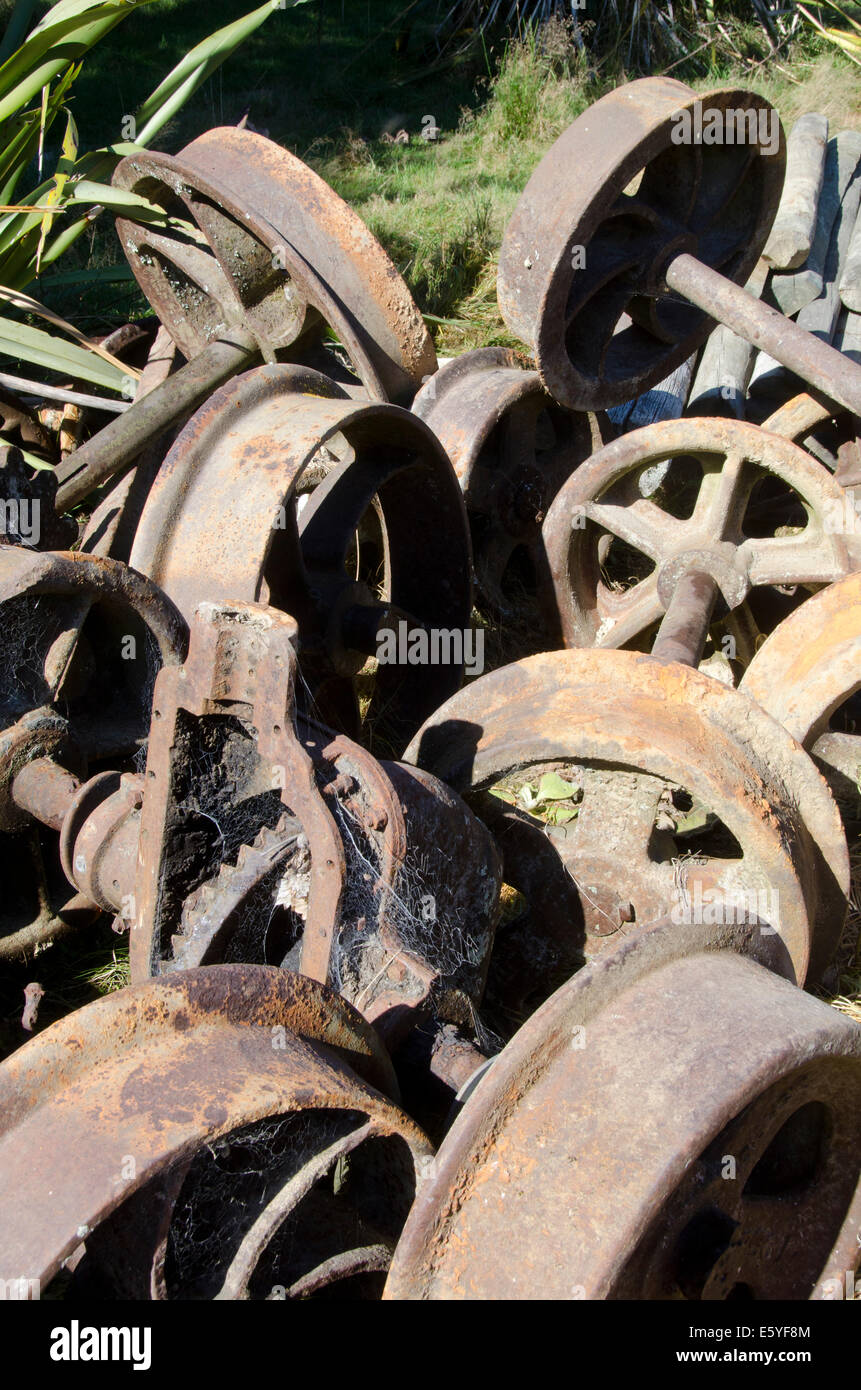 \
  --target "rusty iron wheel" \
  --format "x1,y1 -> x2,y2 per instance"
405,648 -> 849,989
129,364 -> 472,745
384,920 -> 861,1300
0,964 -> 432,1299
413,348 -> 604,615
741,571 -> 861,810
498,79 -> 784,411
541,416 -> 859,664
0,550 -> 187,732
112,129 -> 436,405
0,550 -> 187,959
761,392 -> 861,489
